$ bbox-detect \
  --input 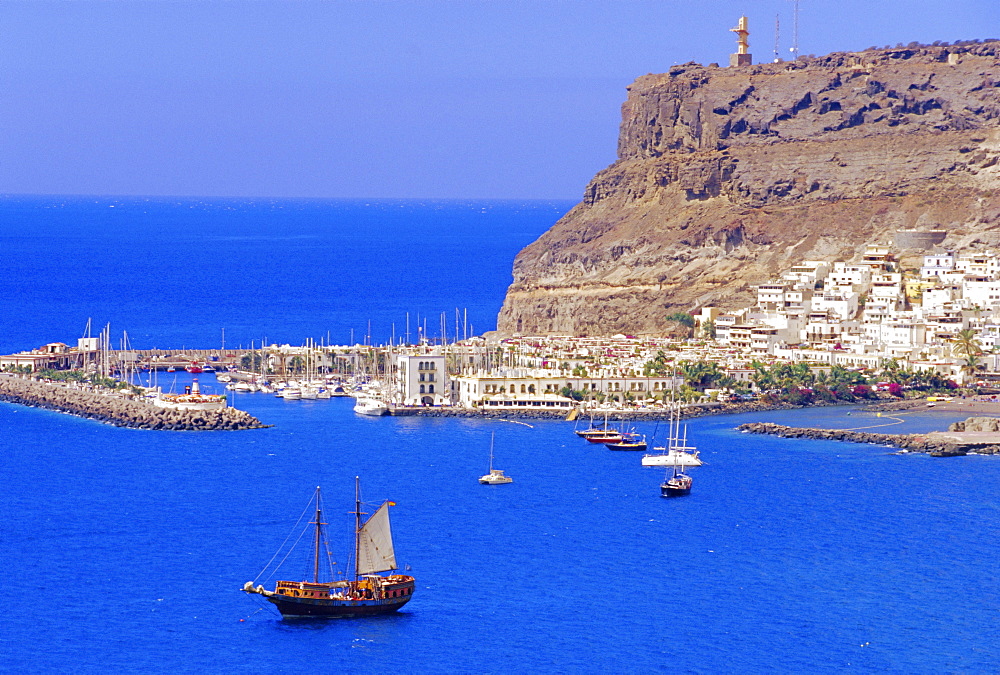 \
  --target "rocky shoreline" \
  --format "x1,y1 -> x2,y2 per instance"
0,375 -> 270,431
737,420 -> 1000,457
